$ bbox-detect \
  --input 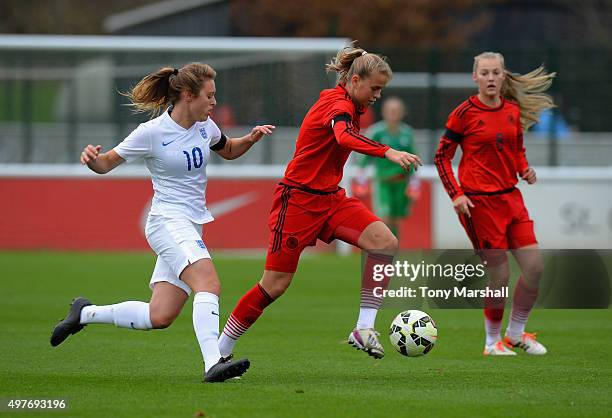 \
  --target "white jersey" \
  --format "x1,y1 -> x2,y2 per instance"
113,110 -> 226,224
